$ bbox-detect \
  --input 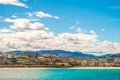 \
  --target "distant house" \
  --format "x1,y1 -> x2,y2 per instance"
82,60 -> 87,66
0,52 -> 3,57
